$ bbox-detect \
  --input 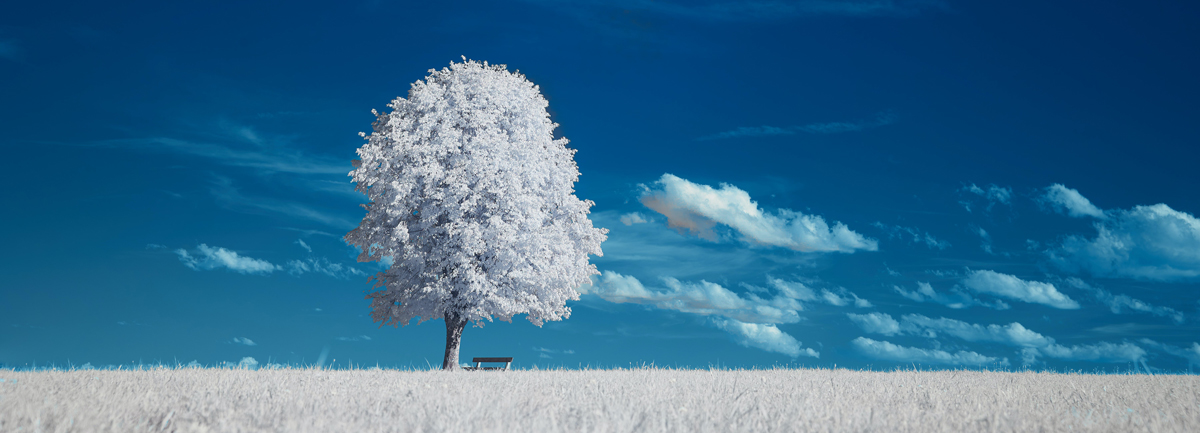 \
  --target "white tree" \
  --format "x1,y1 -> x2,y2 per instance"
345,58 -> 608,370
